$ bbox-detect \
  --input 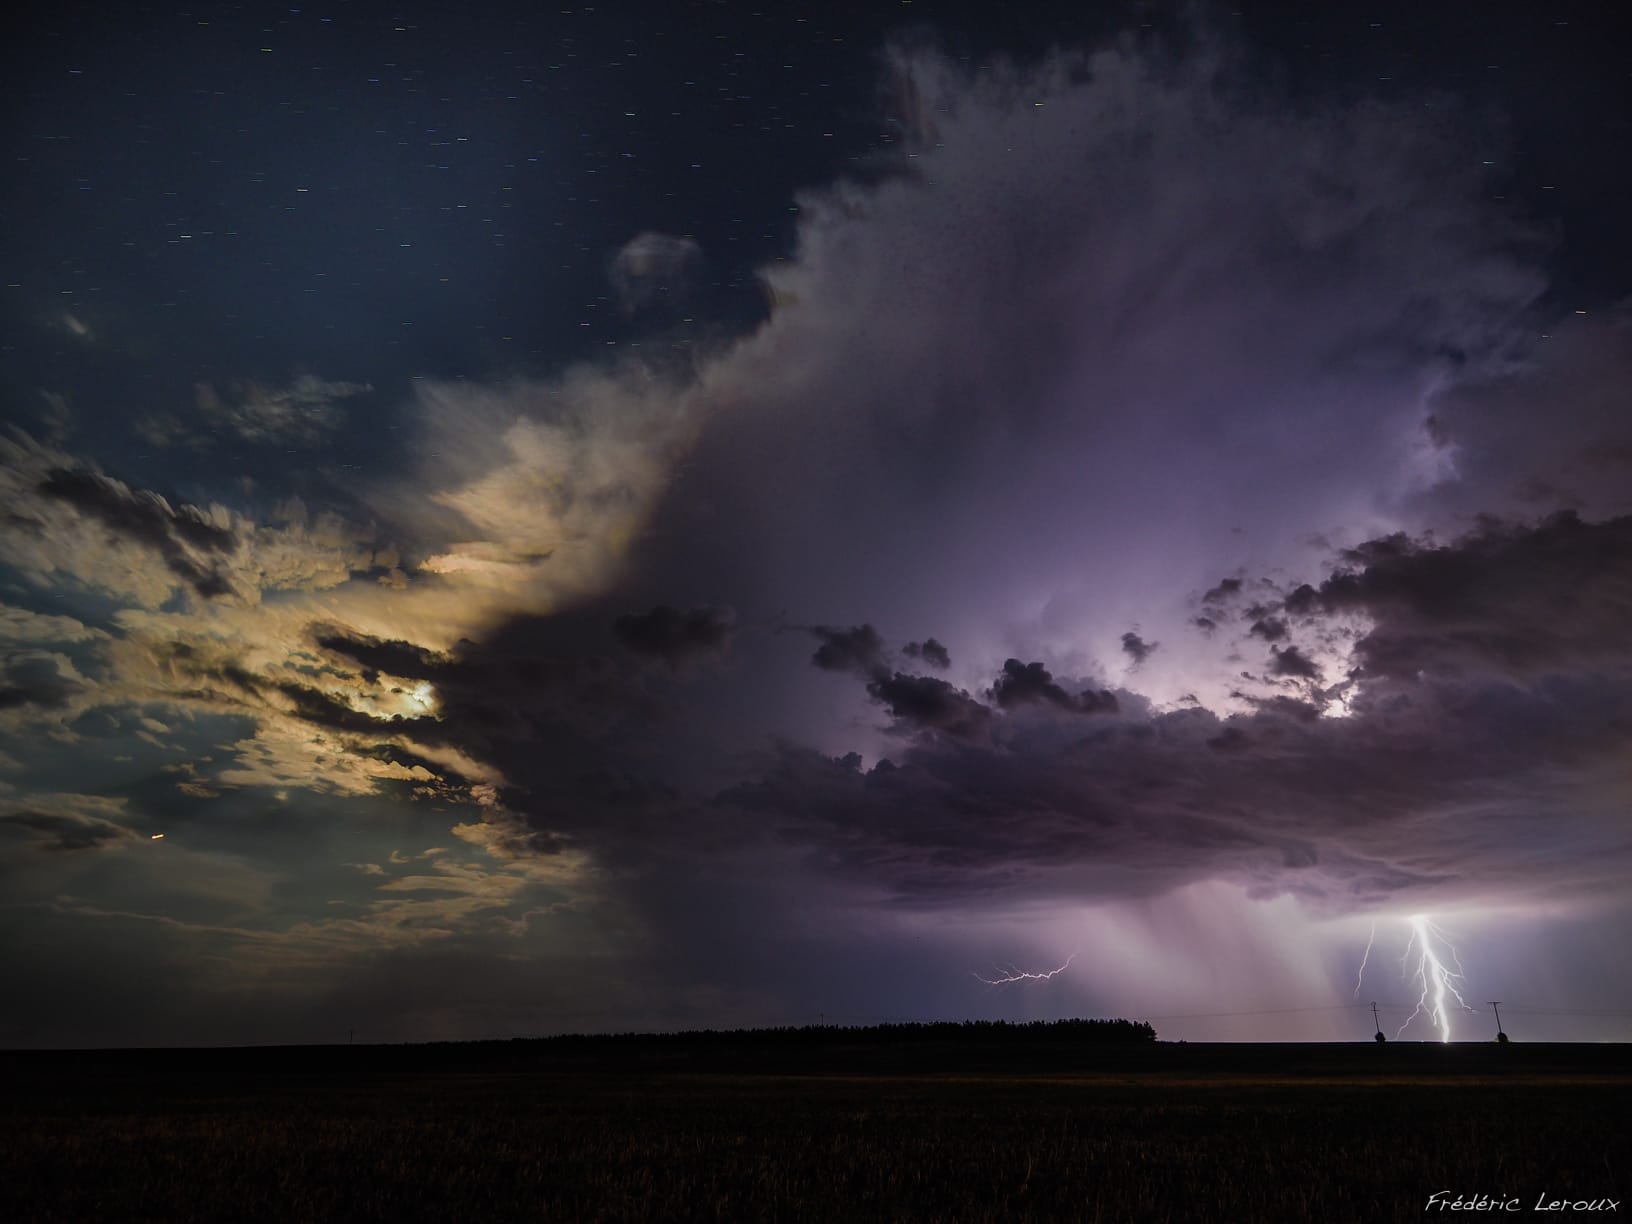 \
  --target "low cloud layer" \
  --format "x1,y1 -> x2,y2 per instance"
713,513 -> 1632,917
